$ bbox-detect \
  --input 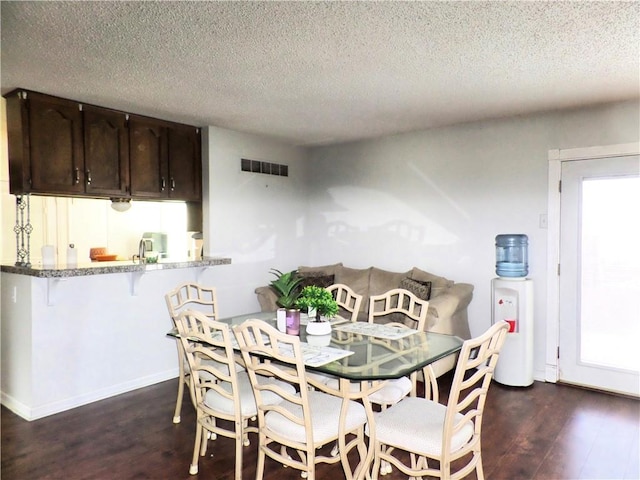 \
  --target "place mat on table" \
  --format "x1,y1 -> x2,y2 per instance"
333,322 -> 418,340
187,330 -> 270,349
185,330 -> 352,367
276,343 -> 355,367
